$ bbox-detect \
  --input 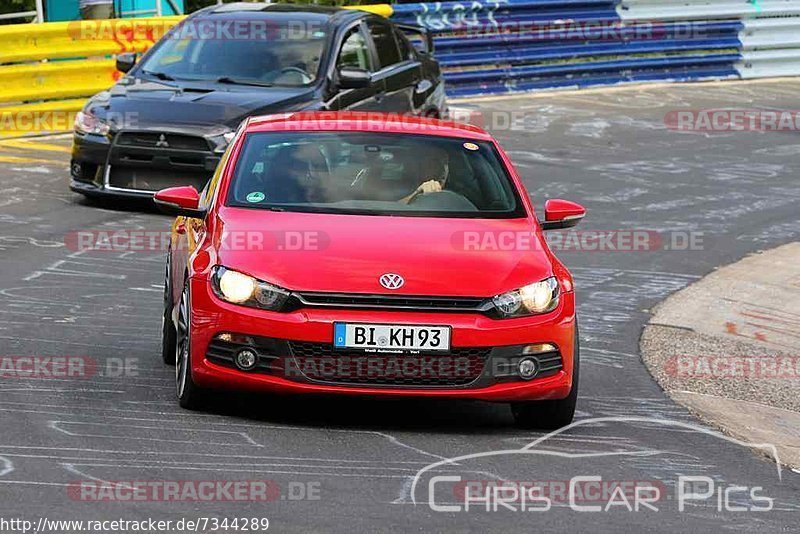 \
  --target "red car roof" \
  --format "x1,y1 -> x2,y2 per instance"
244,111 -> 493,140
